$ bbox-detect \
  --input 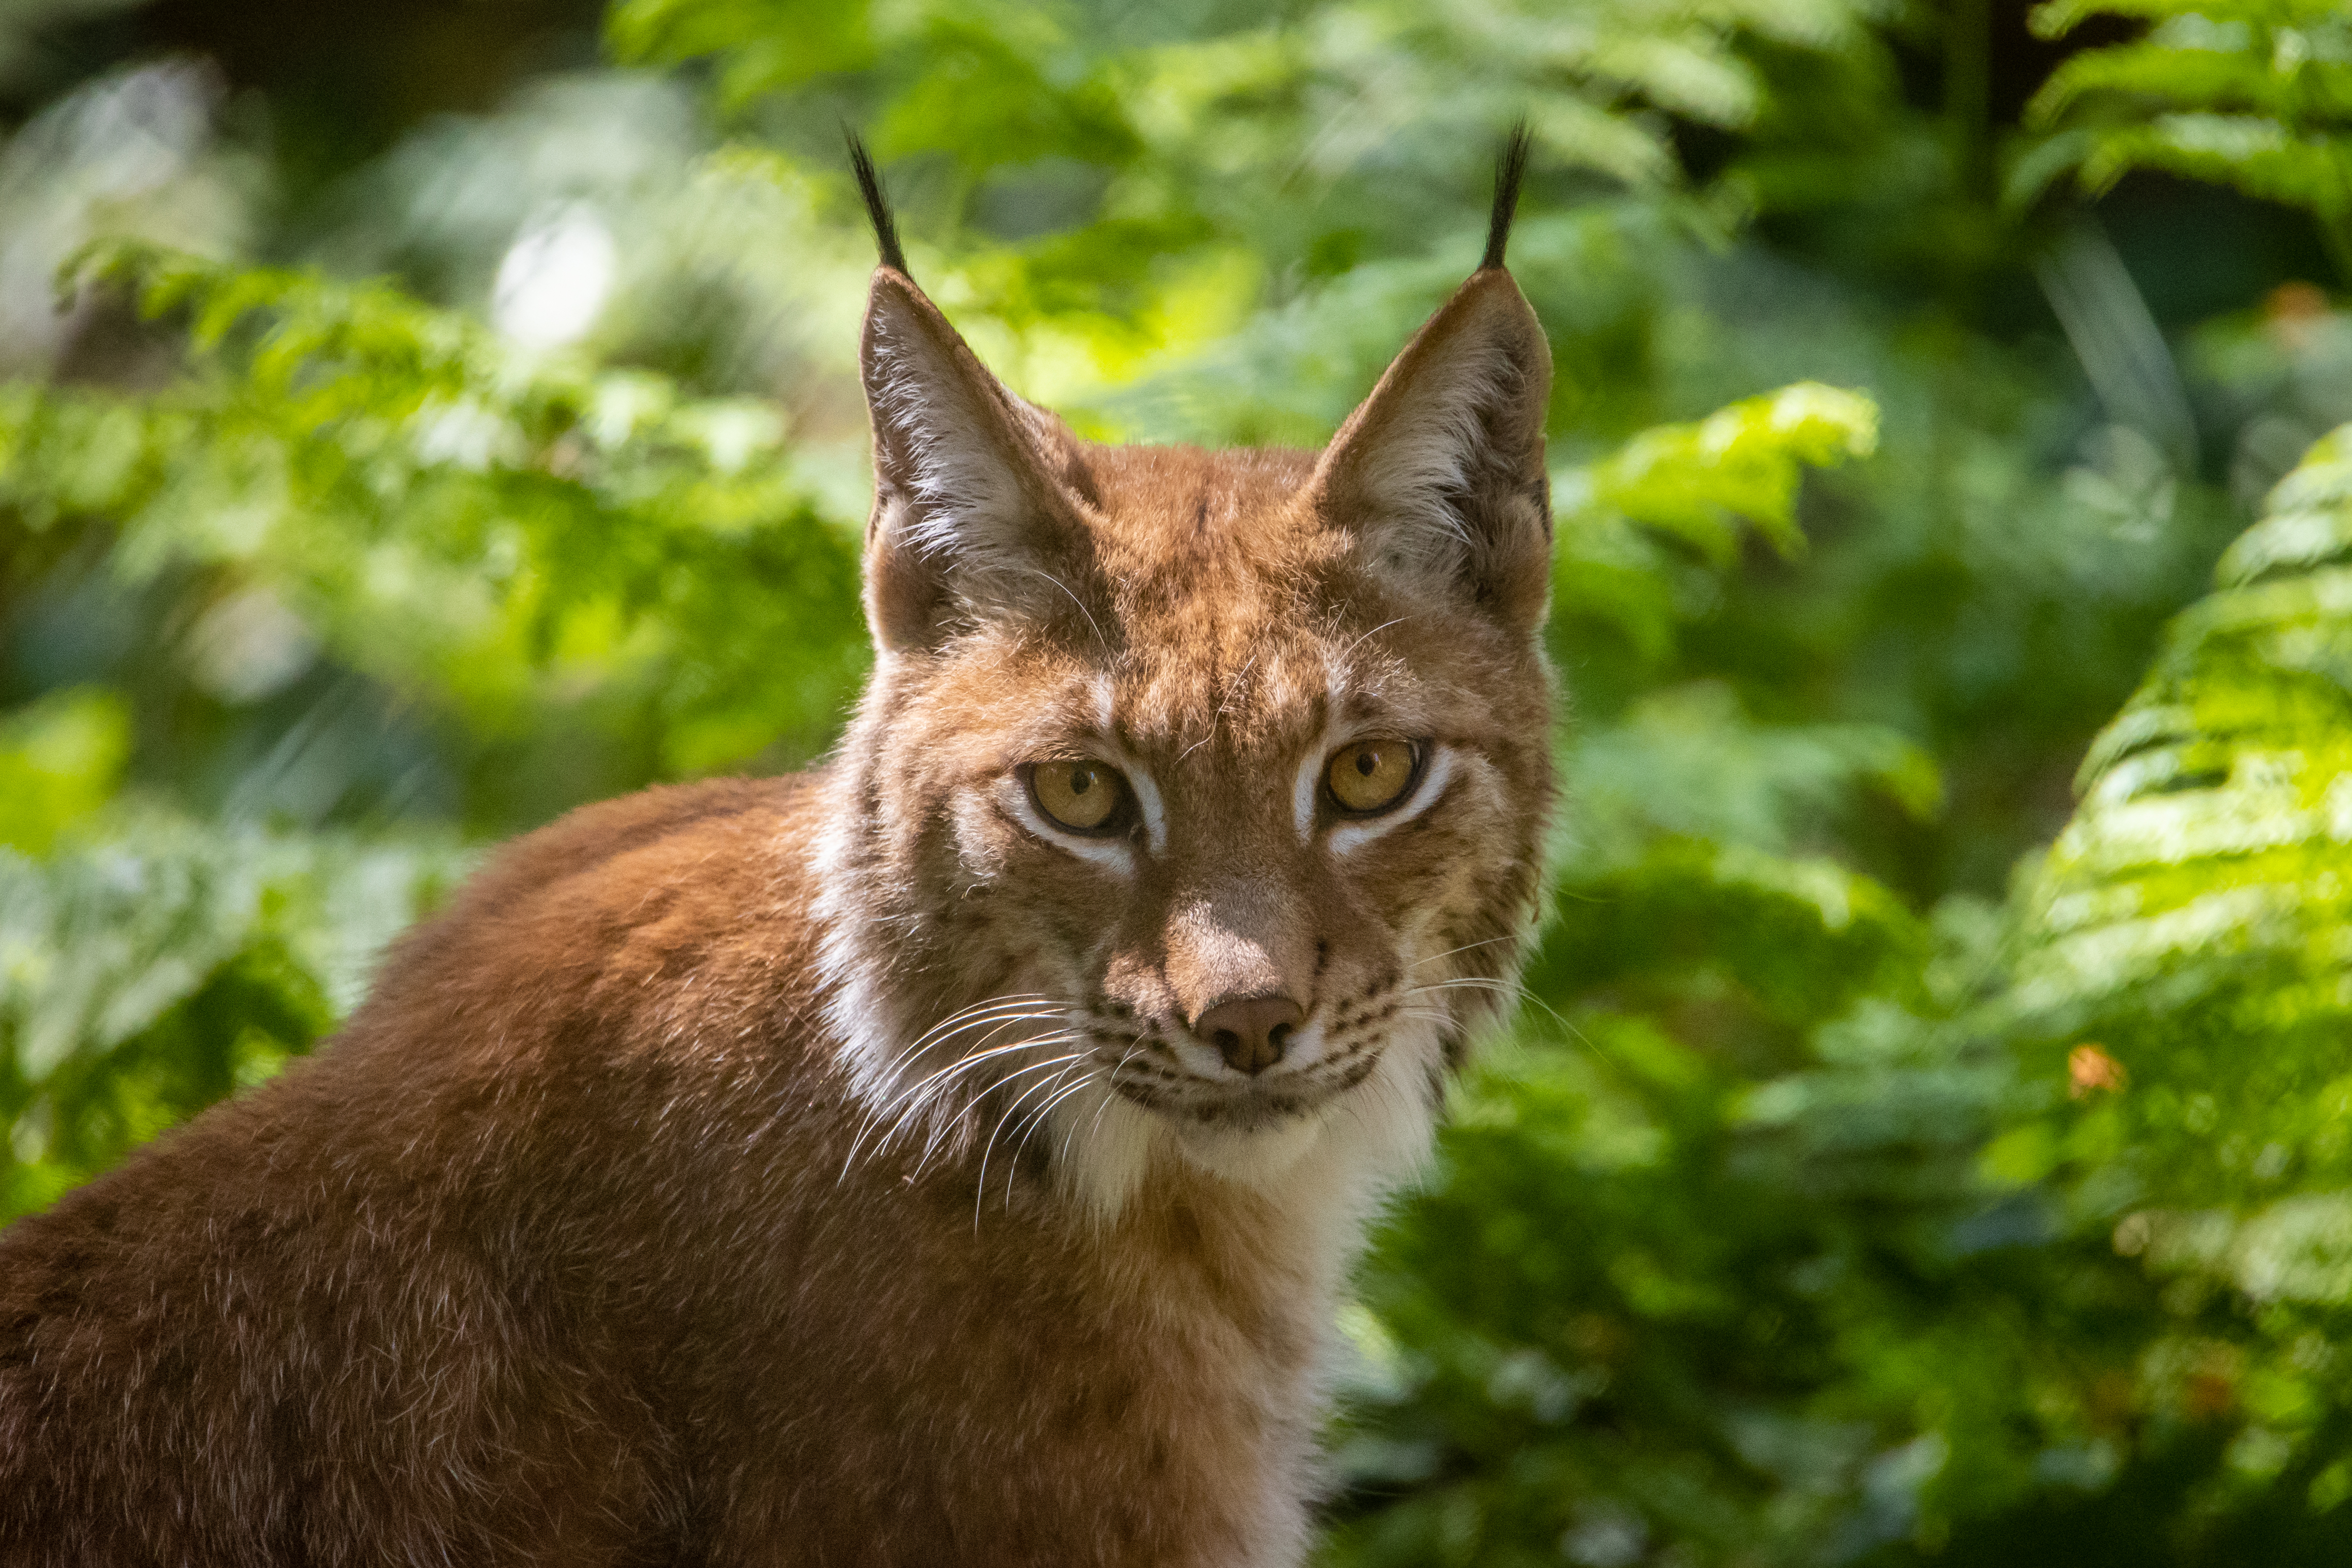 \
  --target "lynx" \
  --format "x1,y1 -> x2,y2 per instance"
0,133 -> 1556,1566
